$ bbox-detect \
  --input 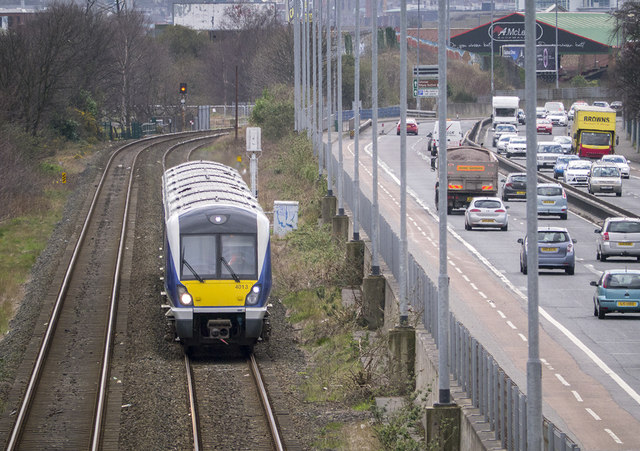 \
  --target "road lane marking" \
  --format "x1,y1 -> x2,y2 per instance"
586,408 -> 601,420
605,428 -> 623,444
555,373 -> 571,386
498,310 -> 506,318
572,391 -> 583,402
518,333 -> 528,342
507,321 -> 517,330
